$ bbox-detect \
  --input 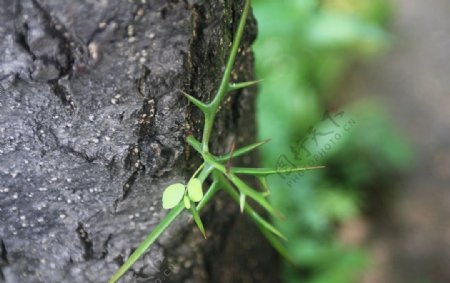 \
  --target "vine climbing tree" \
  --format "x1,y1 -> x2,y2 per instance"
0,0 -> 282,282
